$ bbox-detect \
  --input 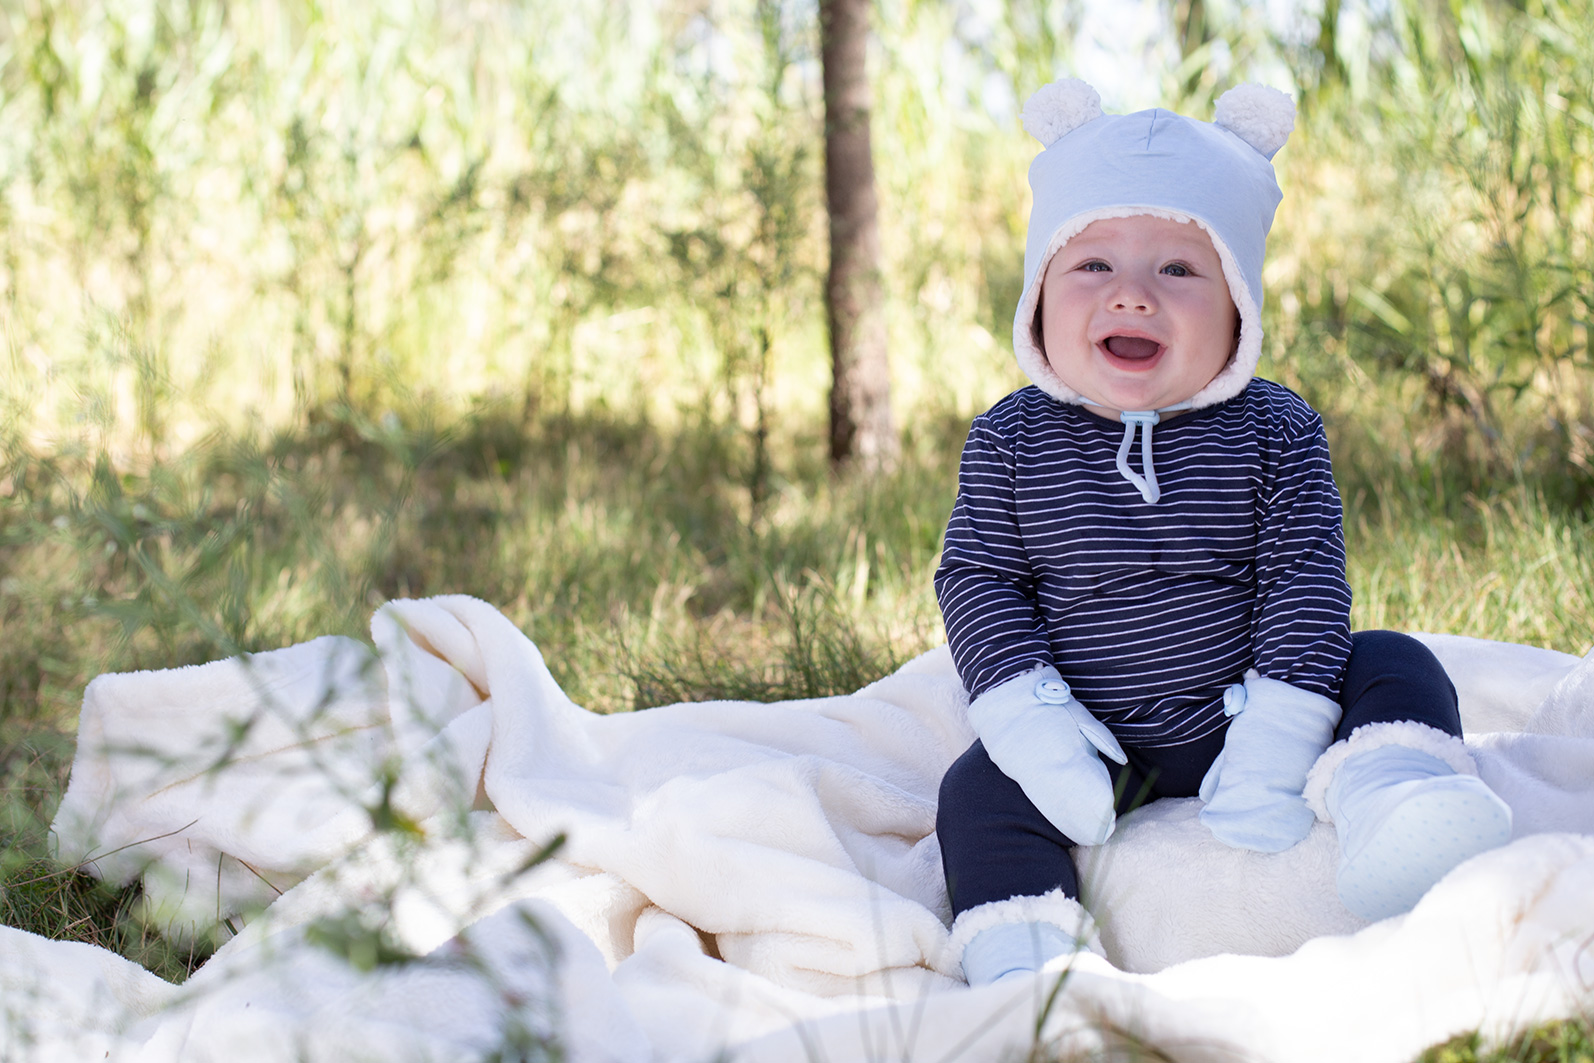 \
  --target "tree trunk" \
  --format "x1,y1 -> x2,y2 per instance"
820,0 -> 895,470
